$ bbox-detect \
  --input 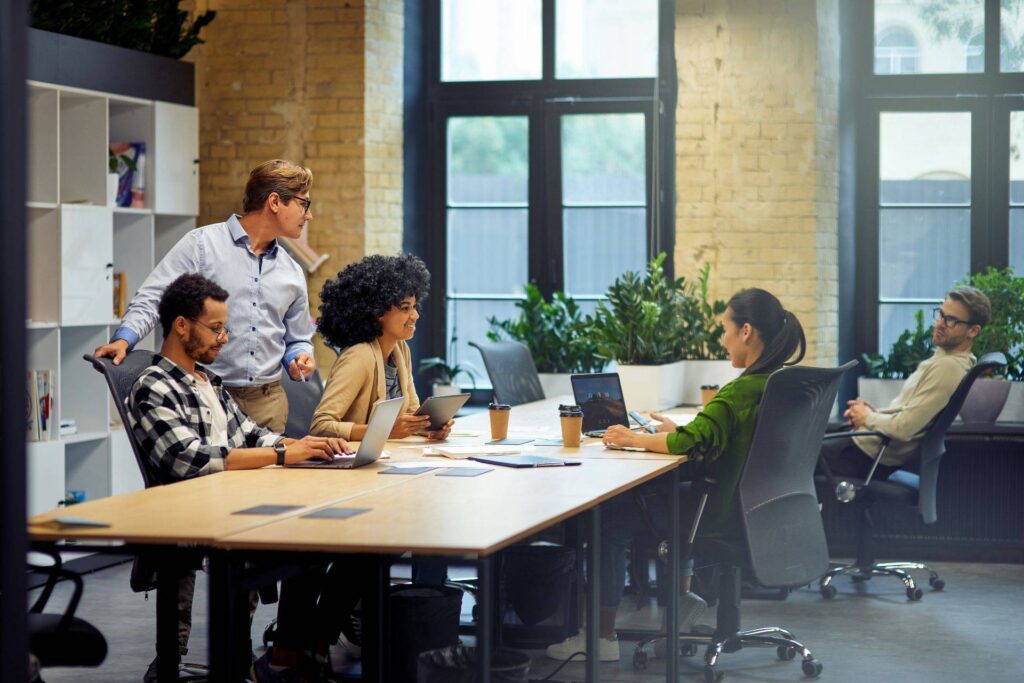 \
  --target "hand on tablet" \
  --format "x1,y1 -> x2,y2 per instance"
424,419 -> 454,441
390,413 -> 432,439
